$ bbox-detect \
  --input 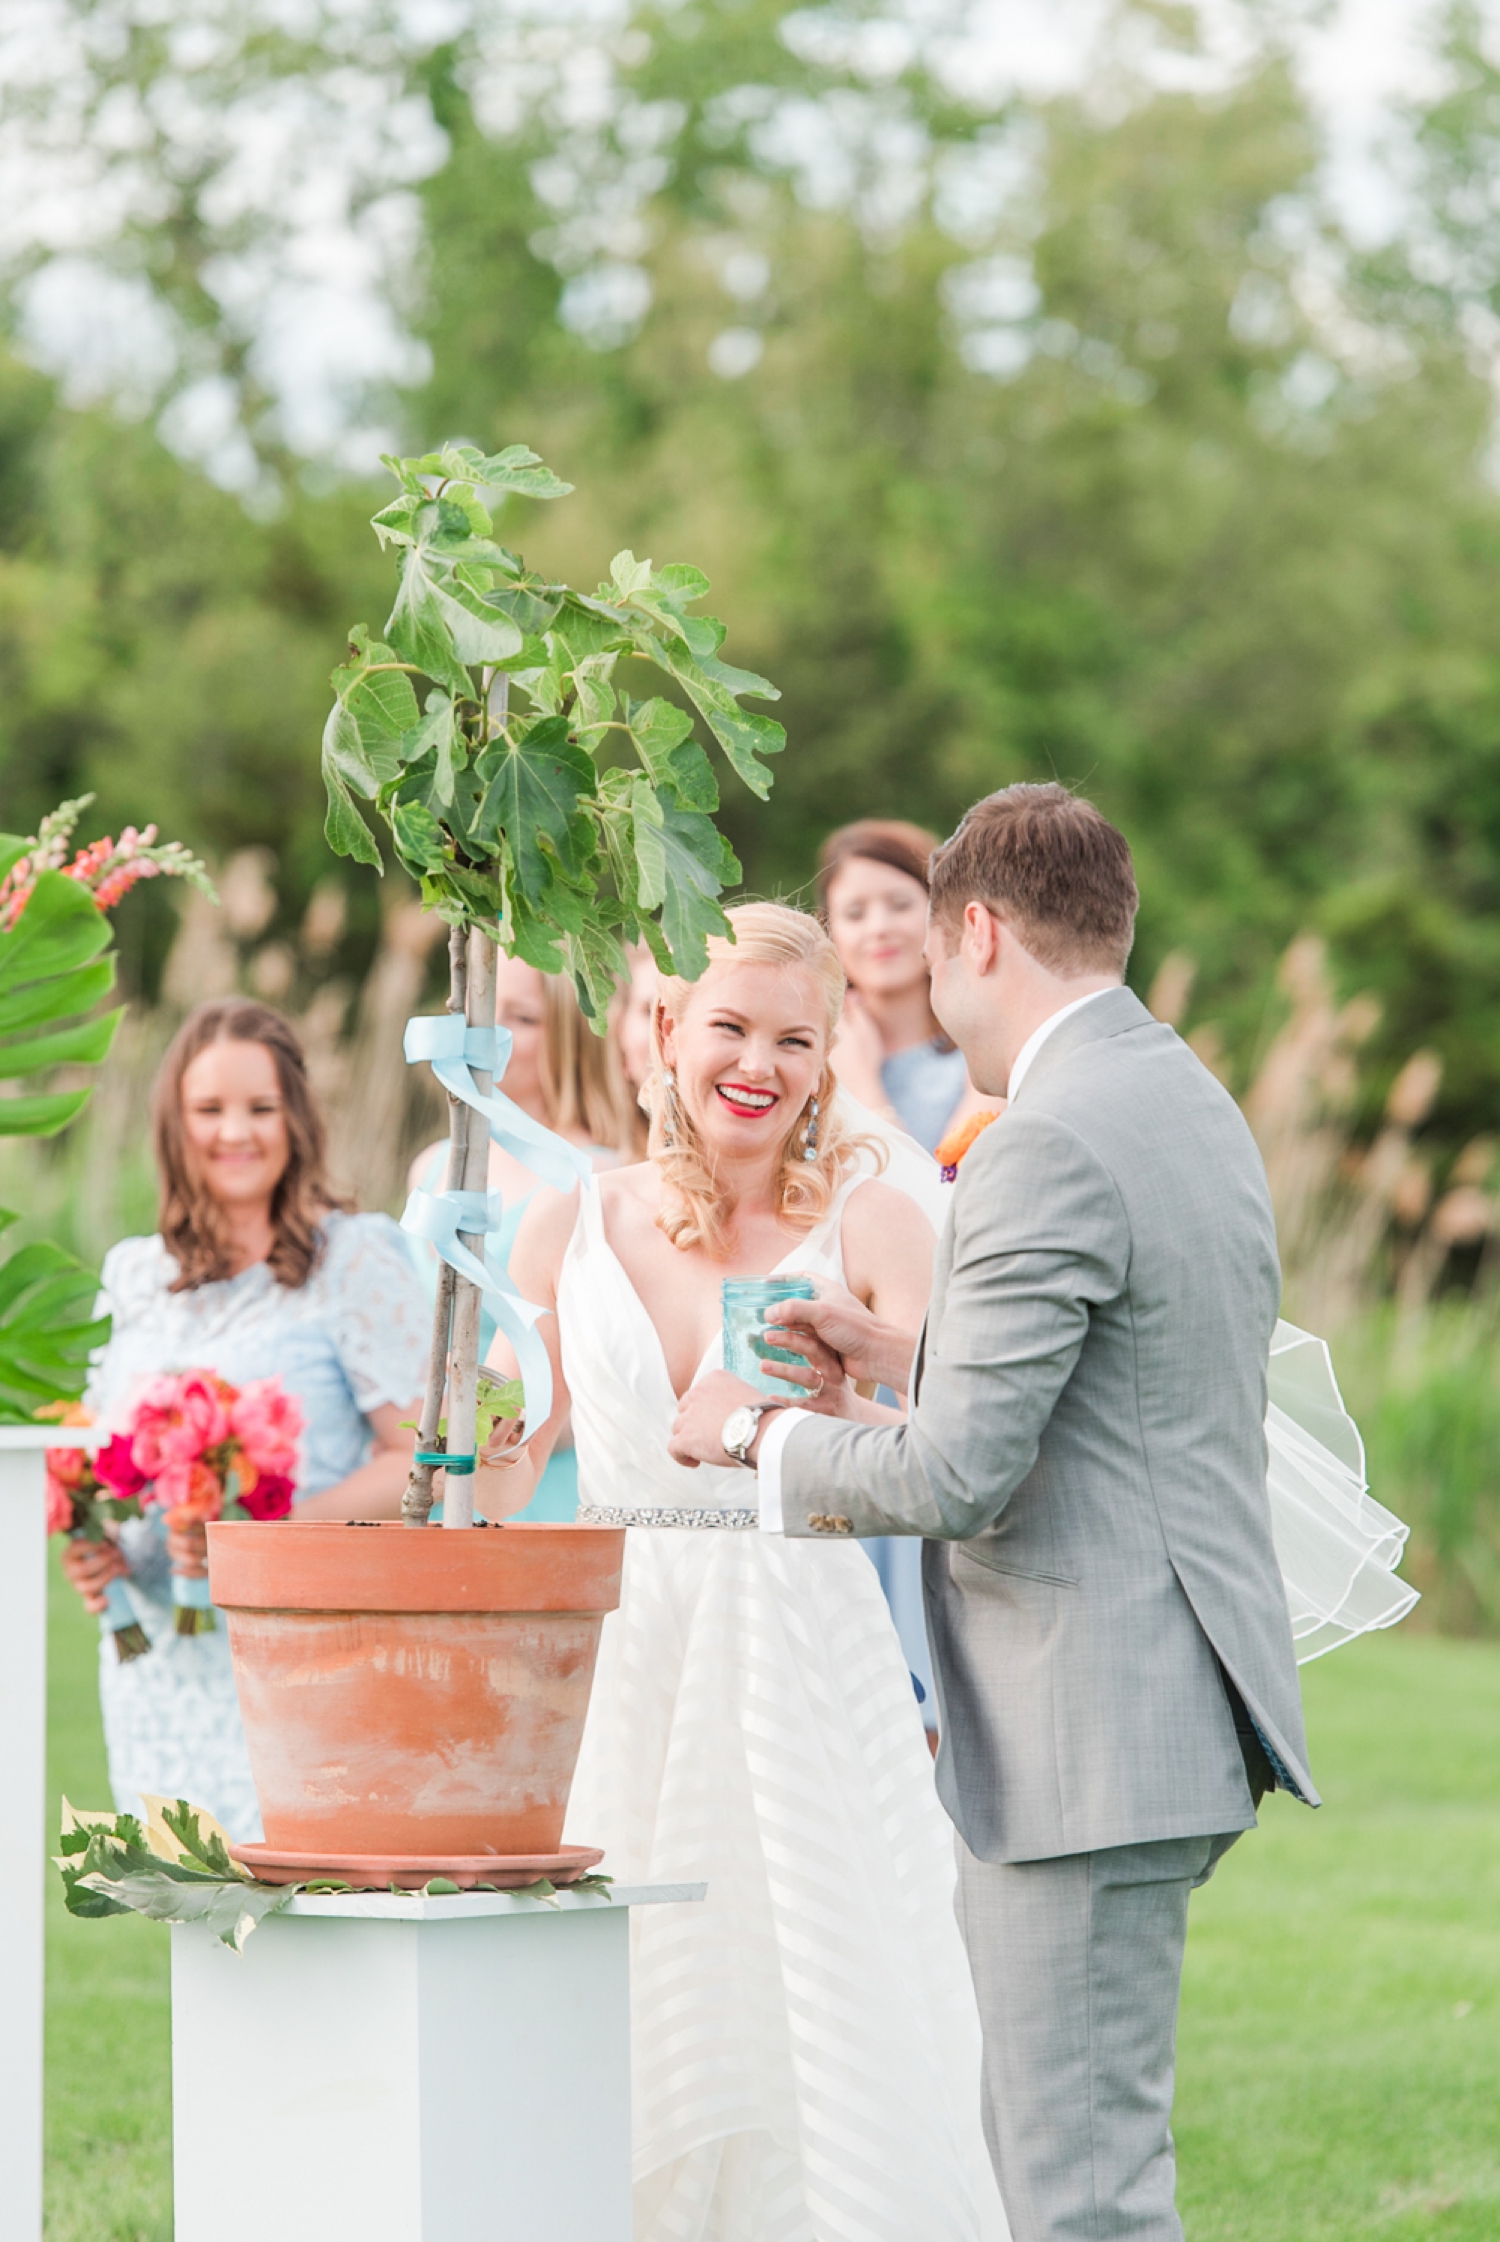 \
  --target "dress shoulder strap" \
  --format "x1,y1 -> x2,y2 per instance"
792,1166 -> 873,1268
560,1161 -> 605,1261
